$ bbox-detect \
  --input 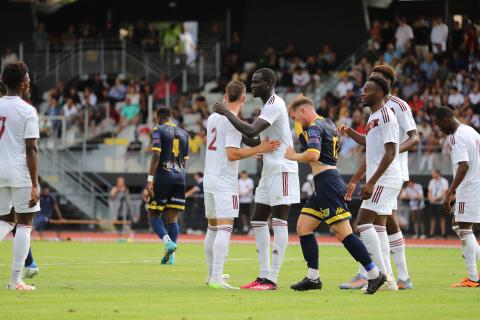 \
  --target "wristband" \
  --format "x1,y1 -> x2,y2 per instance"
147,175 -> 154,182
